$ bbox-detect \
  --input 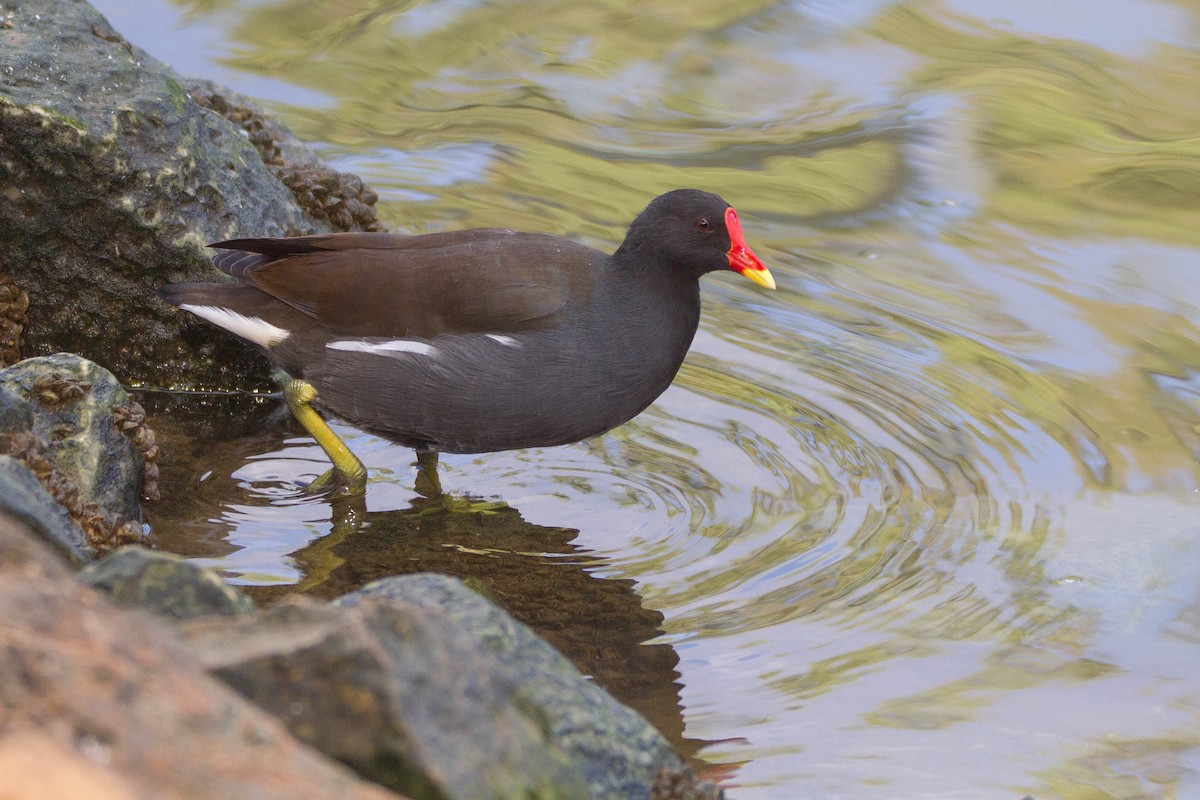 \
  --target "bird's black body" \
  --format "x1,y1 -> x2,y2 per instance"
159,189 -> 772,459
